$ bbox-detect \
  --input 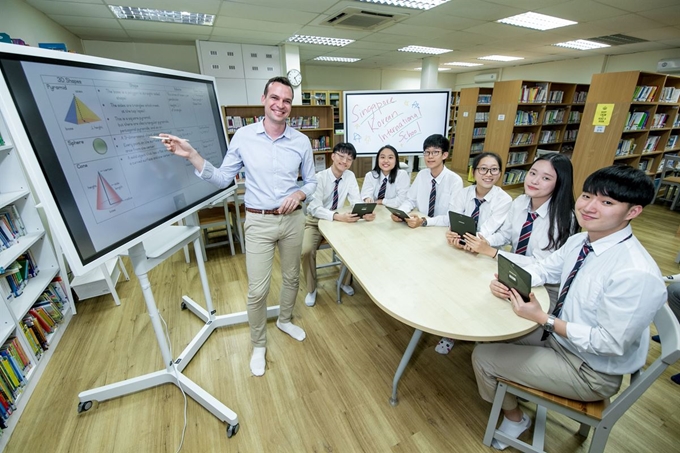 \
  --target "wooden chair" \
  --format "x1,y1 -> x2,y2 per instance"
652,154 -> 680,211
483,304 -> 680,453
